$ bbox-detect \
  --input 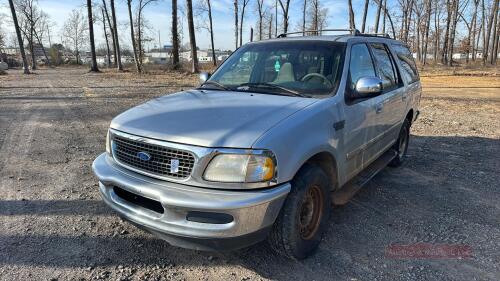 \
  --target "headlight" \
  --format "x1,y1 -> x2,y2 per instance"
105,129 -> 111,154
204,153 -> 276,183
